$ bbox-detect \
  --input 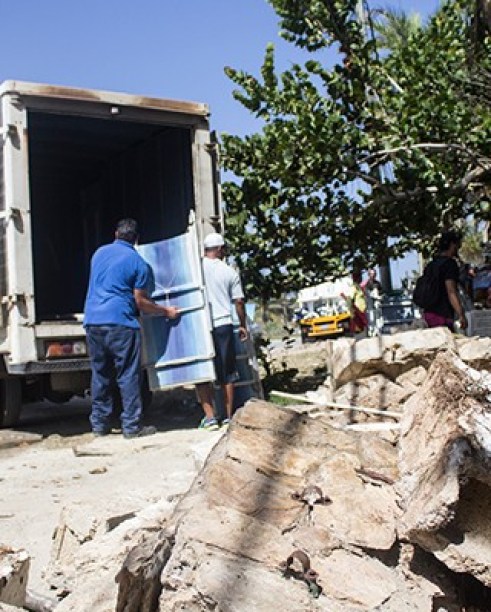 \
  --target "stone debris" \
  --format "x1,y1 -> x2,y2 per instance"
0,546 -> 29,607
398,350 -> 491,588
4,329 -> 491,610
0,431 -> 43,451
